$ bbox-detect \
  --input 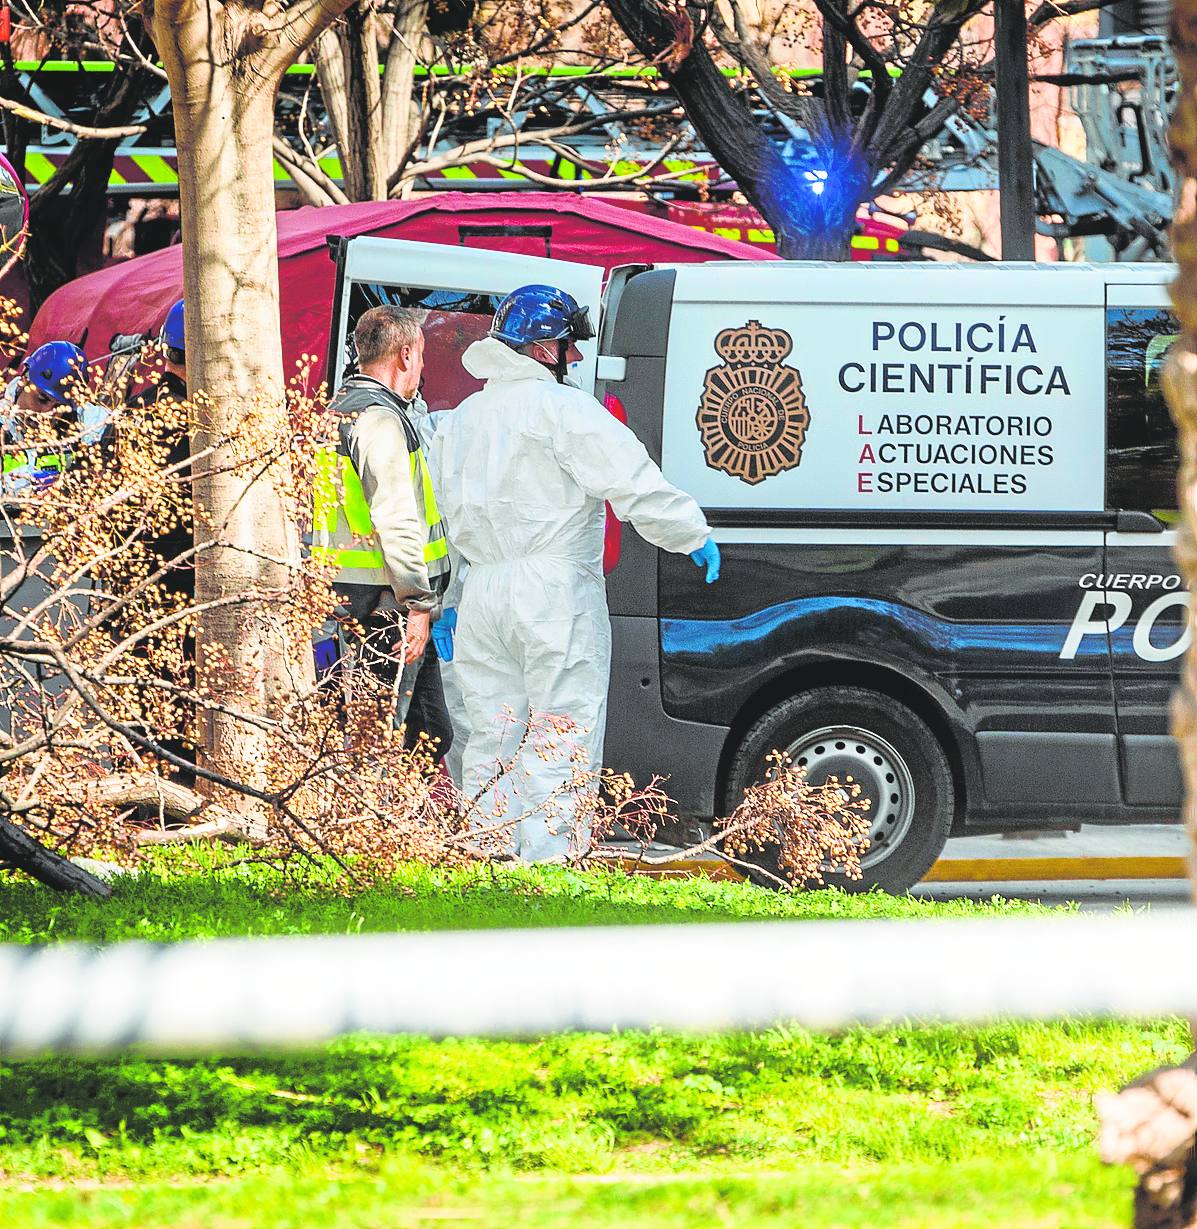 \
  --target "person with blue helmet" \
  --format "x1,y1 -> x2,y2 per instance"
427,284 -> 720,862
155,297 -> 187,399
161,296 -> 185,354
1,340 -> 109,494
